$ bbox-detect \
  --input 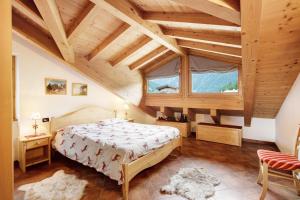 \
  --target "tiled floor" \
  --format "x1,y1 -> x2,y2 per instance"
14,137 -> 300,200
